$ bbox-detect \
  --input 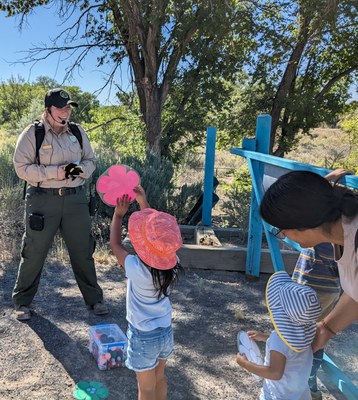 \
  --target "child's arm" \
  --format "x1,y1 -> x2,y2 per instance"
110,194 -> 131,268
236,351 -> 286,380
248,330 -> 270,342
134,185 -> 150,210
